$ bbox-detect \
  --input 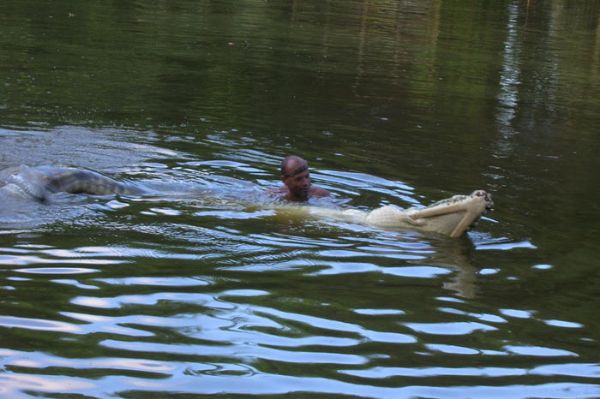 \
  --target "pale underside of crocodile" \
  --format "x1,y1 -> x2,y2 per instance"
0,165 -> 493,238
276,190 -> 493,238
